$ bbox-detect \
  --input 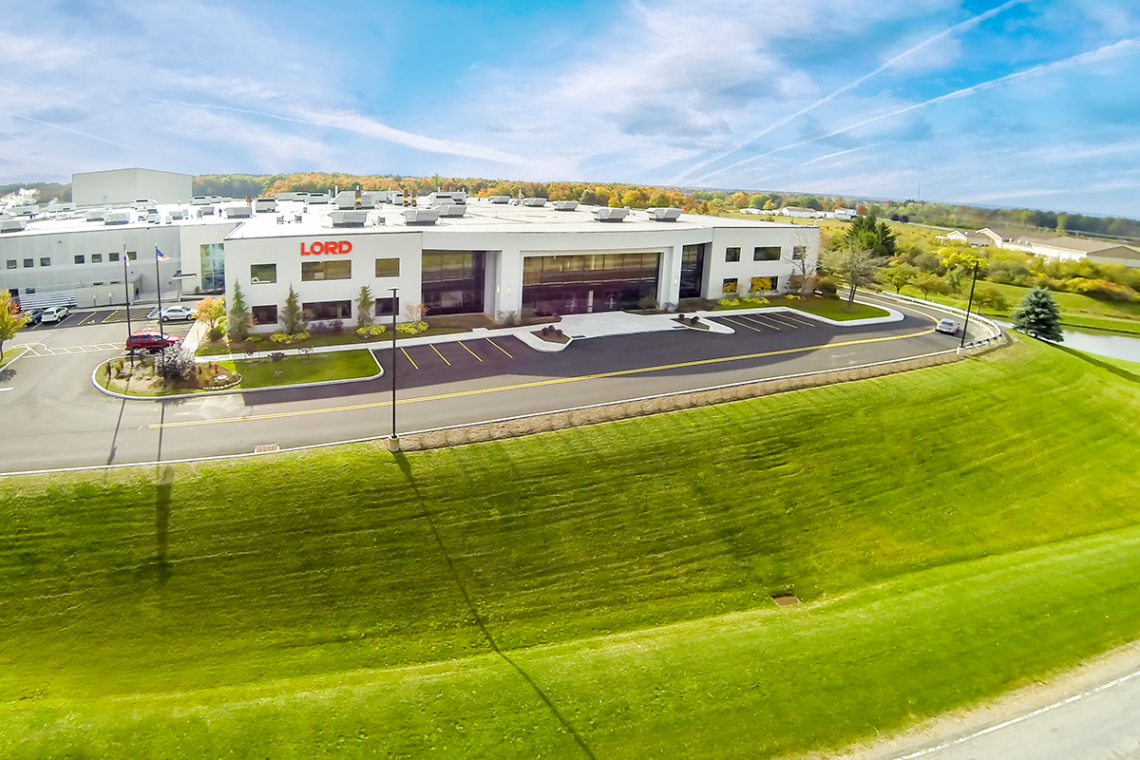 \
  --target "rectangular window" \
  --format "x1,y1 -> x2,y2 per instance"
722,277 -> 739,294
792,246 -> 807,260
302,260 -> 352,281
91,253 -> 103,263
5,260 -> 15,270
24,259 -> 34,268
375,258 -> 400,278
375,296 -> 400,316
303,300 -> 351,321
753,246 -> 781,261
725,247 -> 741,262
127,251 -> 137,261
252,305 -> 278,326
109,252 -> 120,262
74,255 -> 85,264
250,263 -> 277,284
40,257 -> 51,267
